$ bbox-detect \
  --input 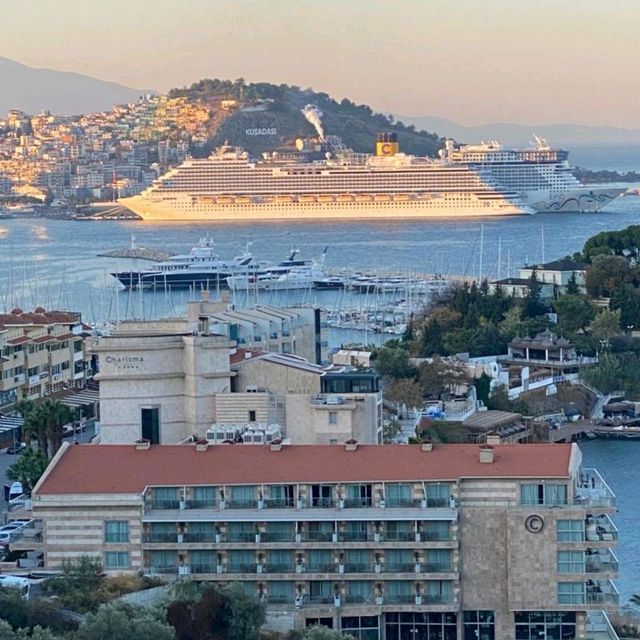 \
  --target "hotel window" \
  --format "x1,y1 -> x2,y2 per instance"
230,485 -> 255,507
520,483 -> 567,506
104,520 -> 129,543
557,551 -> 585,574
426,483 -> 450,507
385,483 -> 412,507
557,582 -> 585,605
340,616 -> 378,640
557,520 -> 585,542
328,411 -> 337,425
463,611 -> 495,640
191,486 -> 216,508
104,551 -> 129,569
